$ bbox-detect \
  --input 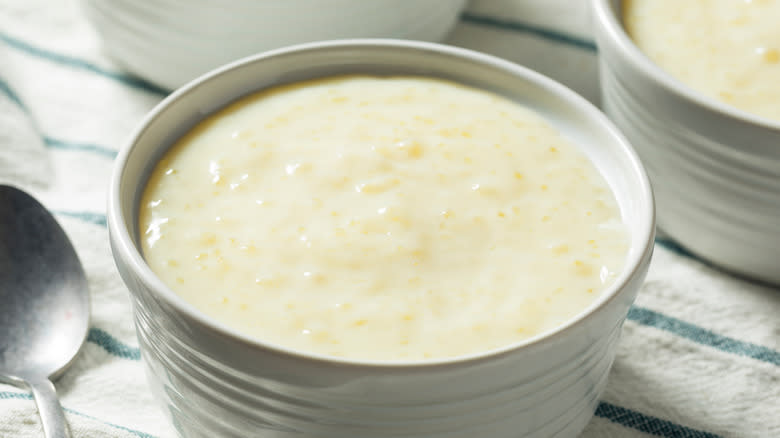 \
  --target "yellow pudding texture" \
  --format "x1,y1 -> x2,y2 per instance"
139,76 -> 628,361
624,0 -> 780,122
